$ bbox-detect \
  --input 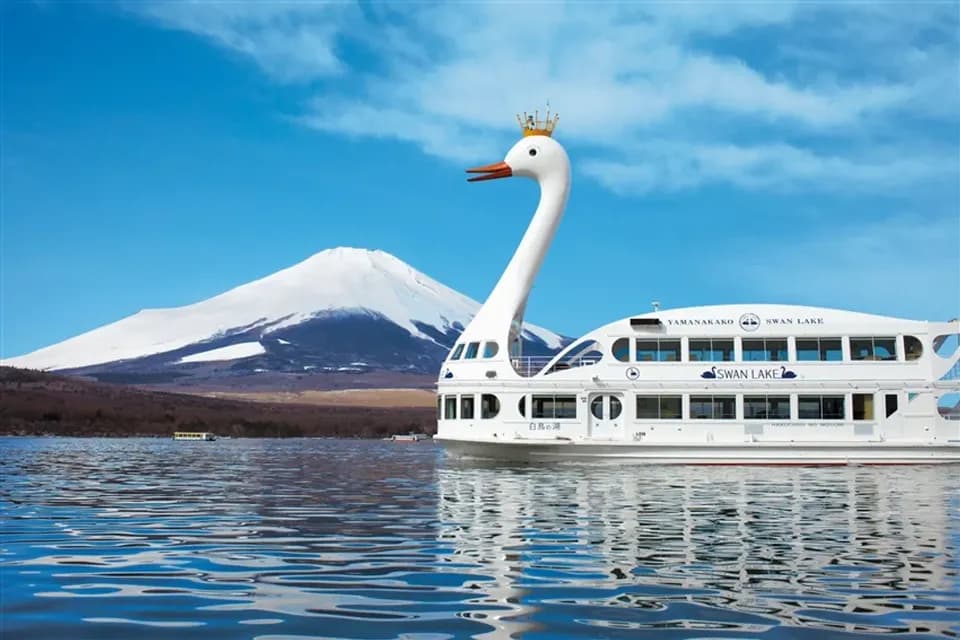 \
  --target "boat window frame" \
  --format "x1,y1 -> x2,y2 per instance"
611,337 -> 630,362
464,342 -> 481,359
450,344 -> 465,361
689,394 -> 736,420
531,394 -> 578,419
796,337 -> 843,362
634,338 -> 681,362
460,394 -> 475,420
481,394 -> 500,419
635,394 -> 682,420
688,338 -> 734,362
850,336 -> 897,361
903,336 -> 922,361
744,395 -> 790,420
742,337 -> 789,362
798,394 -> 846,420
444,395 -> 458,420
